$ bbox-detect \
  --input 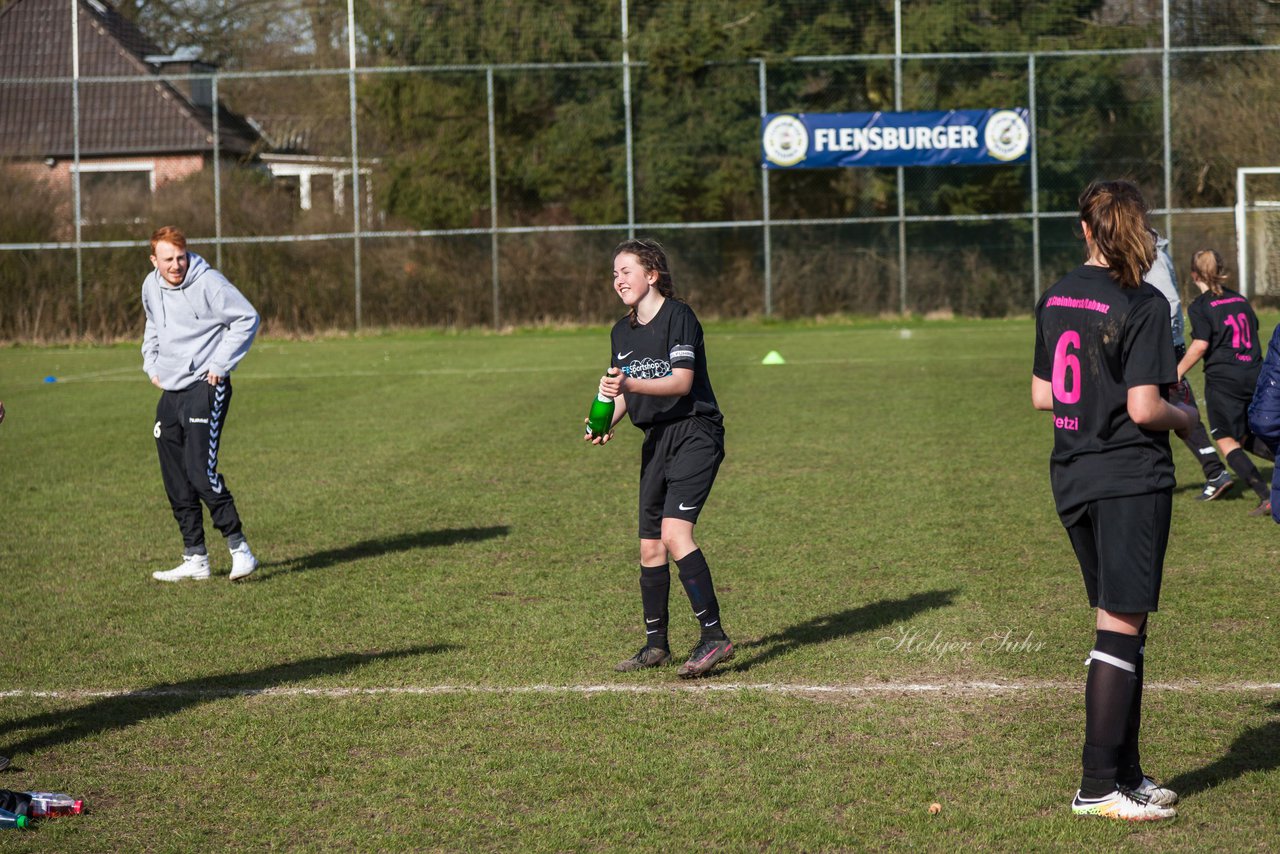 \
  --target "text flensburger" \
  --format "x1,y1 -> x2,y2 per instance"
761,109 -> 1031,169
